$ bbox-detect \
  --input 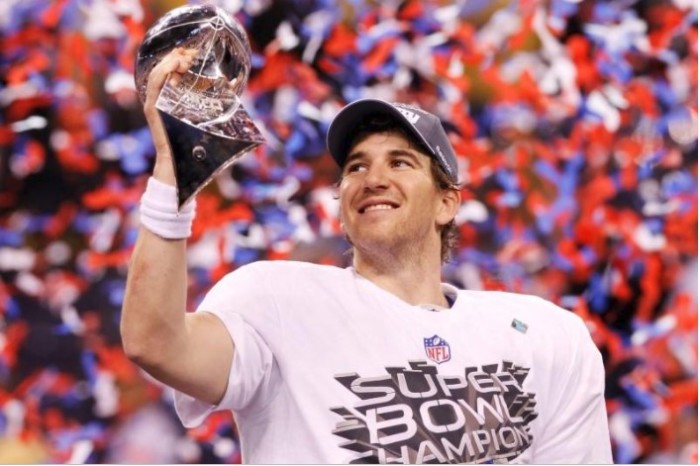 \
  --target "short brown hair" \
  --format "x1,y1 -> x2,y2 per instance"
429,157 -> 460,263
